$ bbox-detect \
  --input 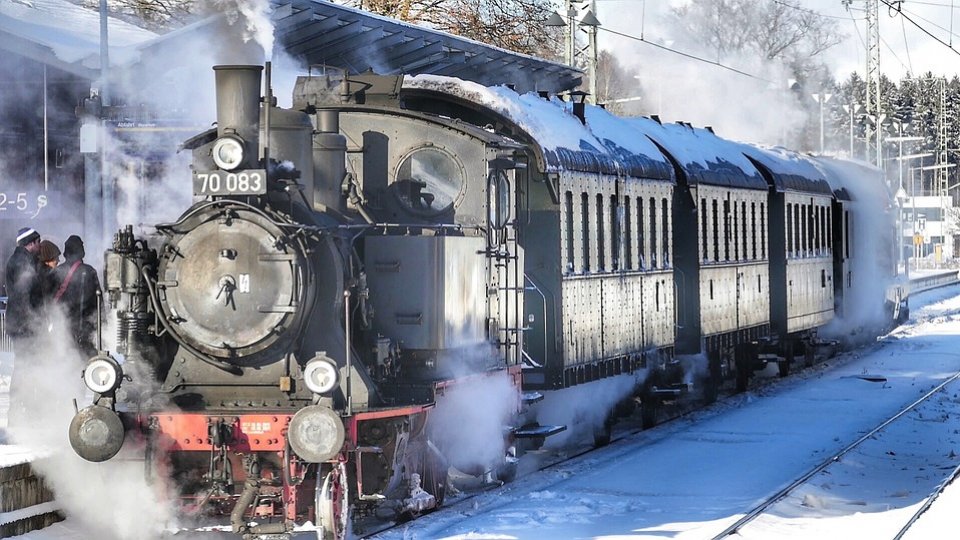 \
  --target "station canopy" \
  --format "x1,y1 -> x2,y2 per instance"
270,0 -> 581,93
